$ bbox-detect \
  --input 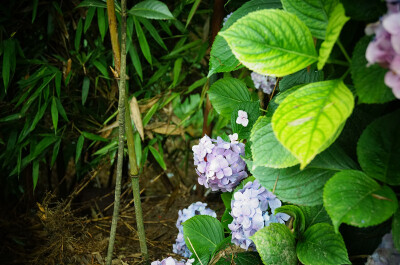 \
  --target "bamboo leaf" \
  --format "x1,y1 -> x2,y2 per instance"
51,97 -> 59,132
